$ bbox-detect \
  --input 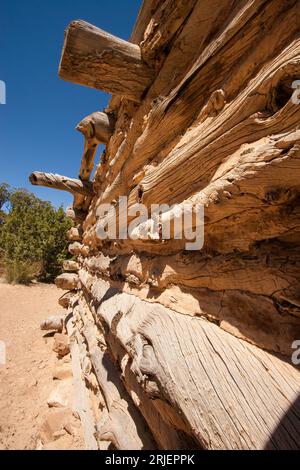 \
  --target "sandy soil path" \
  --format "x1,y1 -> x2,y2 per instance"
0,282 -> 83,450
